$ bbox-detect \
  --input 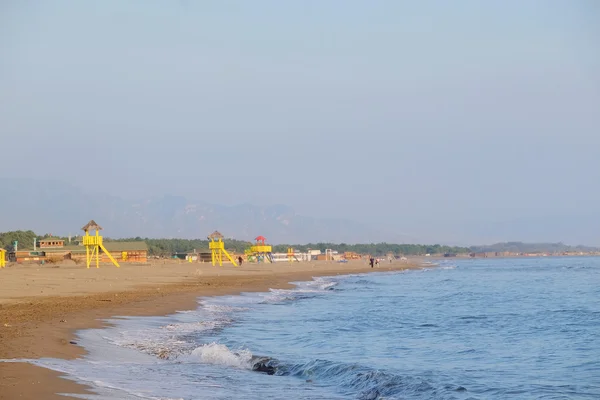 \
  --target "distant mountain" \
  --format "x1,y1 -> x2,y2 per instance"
0,179 -> 410,244
462,214 -> 600,248
470,242 -> 600,254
